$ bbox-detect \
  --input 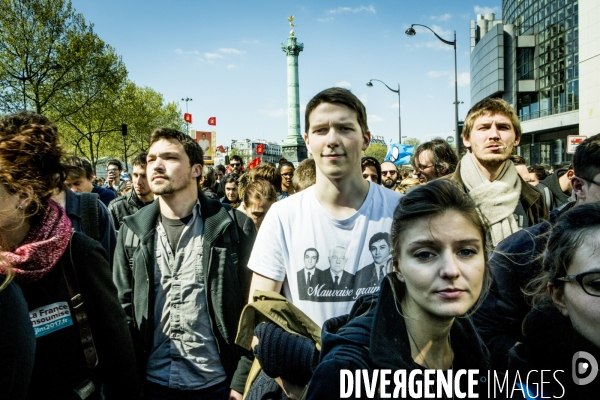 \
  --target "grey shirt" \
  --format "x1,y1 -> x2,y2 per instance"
146,200 -> 227,389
